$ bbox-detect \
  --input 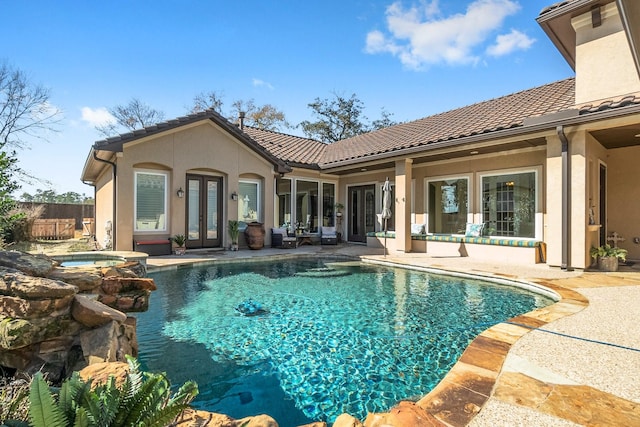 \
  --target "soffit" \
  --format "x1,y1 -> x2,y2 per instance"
617,0 -> 640,76
537,0 -> 614,70
590,123 -> 640,148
